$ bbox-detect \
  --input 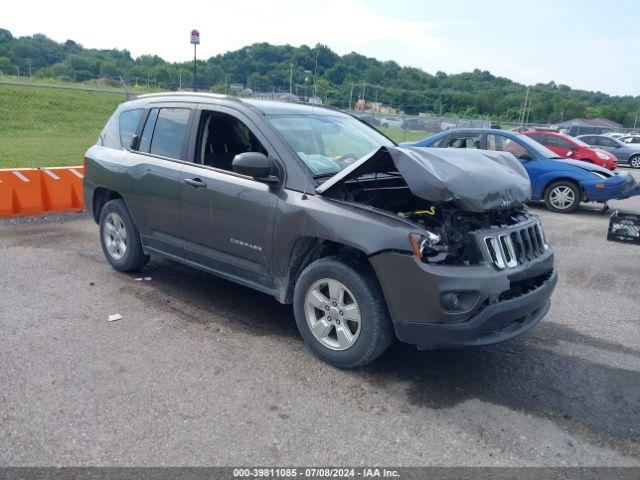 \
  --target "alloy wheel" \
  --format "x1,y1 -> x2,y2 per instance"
304,278 -> 361,351
549,186 -> 576,210
103,212 -> 127,260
